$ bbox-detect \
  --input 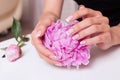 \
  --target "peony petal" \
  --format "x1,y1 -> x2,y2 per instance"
43,20 -> 91,69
